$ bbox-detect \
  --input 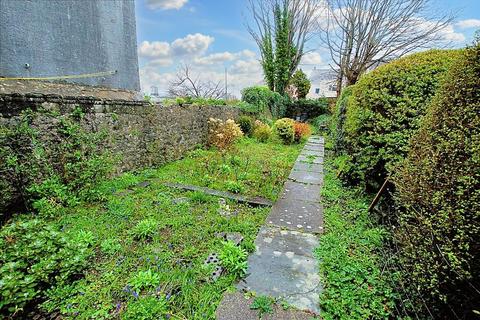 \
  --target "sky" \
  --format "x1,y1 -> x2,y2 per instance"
135,0 -> 480,97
